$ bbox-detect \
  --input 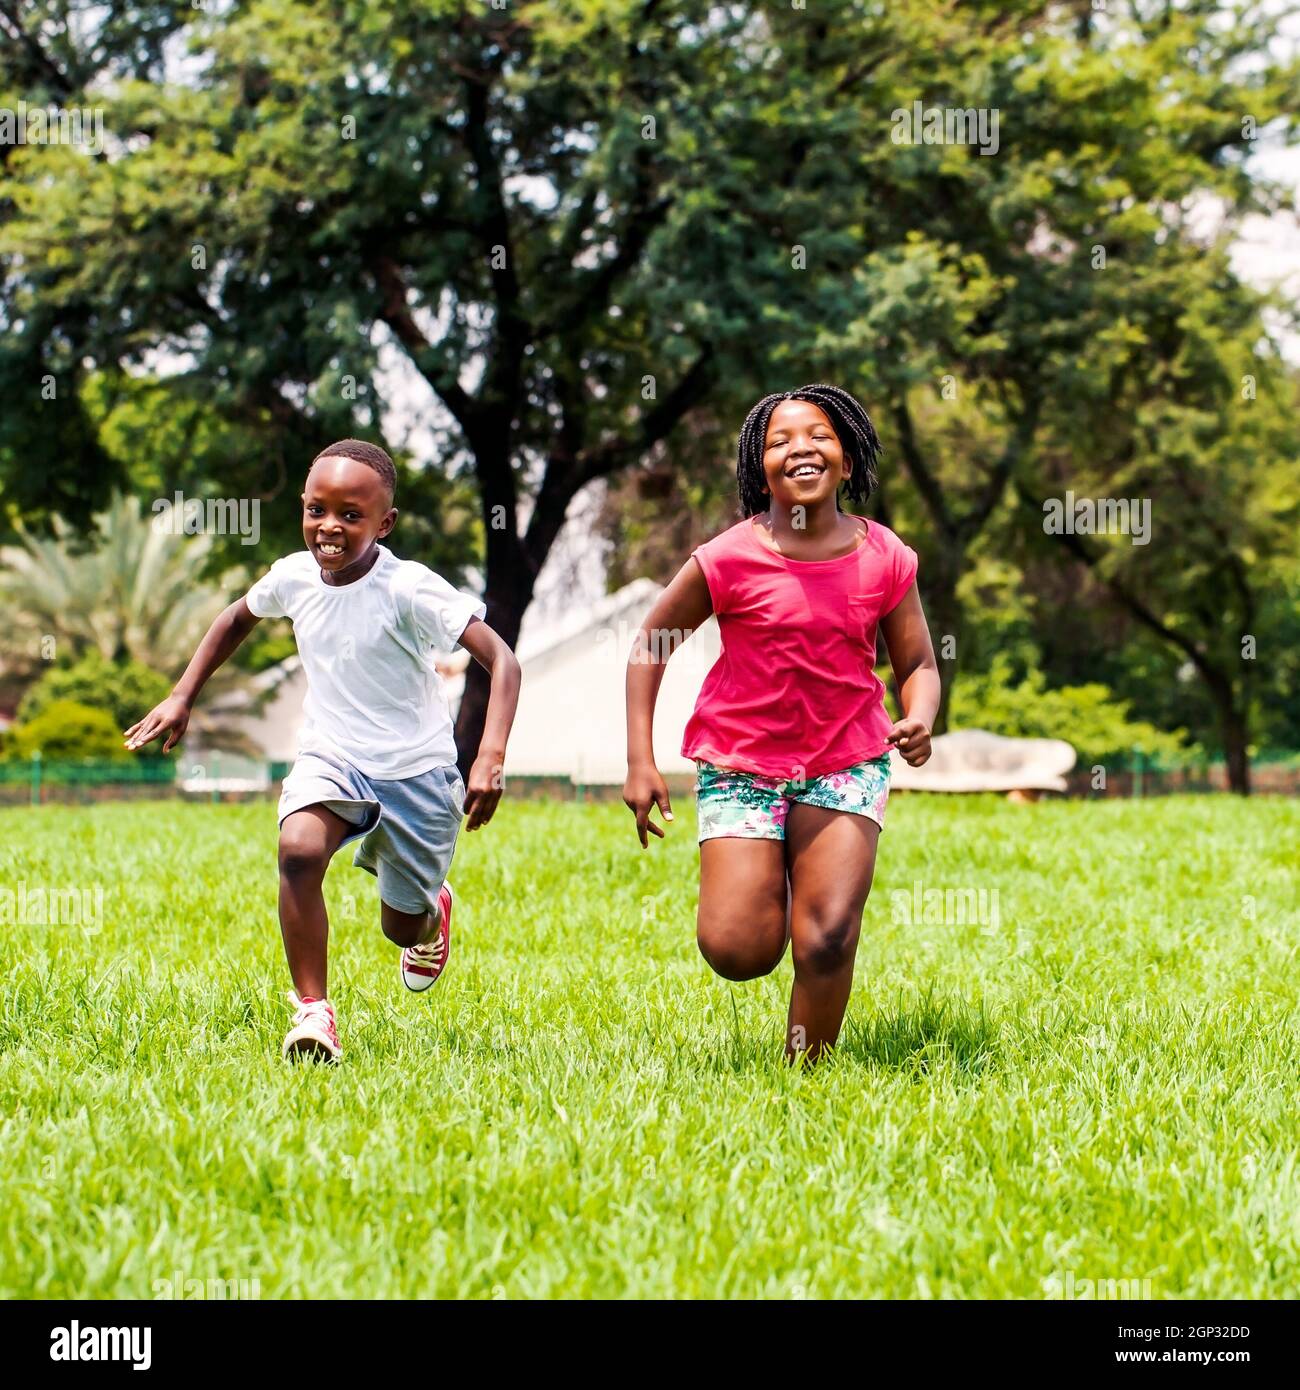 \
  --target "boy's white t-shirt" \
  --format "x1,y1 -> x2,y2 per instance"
244,545 -> 486,780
